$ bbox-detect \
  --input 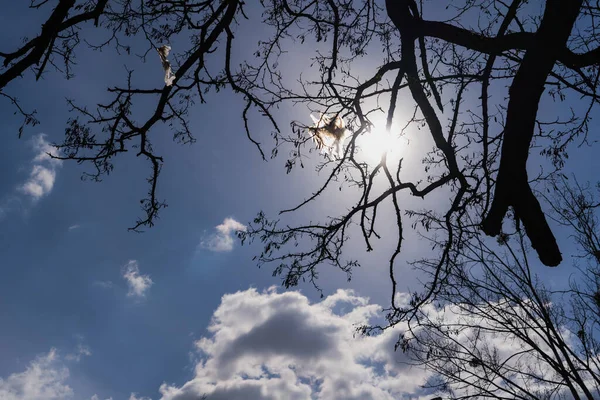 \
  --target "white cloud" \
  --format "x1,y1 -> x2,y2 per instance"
31,134 -> 61,165
0,135 -> 61,218
200,217 -> 246,252
0,348 -> 73,400
90,395 -> 113,400
18,134 -> 61,201
120,287 -> 584,400
401,300 -> 587,399
122,260 -> 153,299
129,393 -> 152,400
19,165 -> 57,199
0,346 -> 118,400
68,224 -> 80,231
157,288 -> 433,400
